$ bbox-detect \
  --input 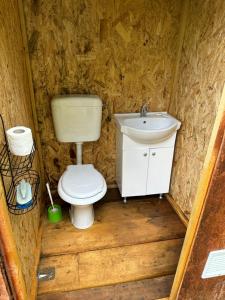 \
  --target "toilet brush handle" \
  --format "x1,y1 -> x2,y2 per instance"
46,183 -> 54,209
